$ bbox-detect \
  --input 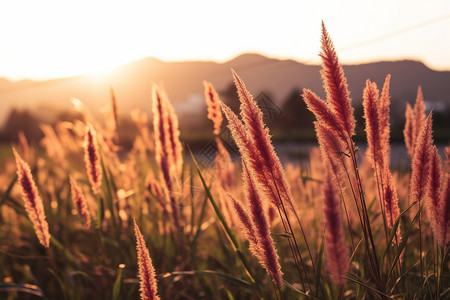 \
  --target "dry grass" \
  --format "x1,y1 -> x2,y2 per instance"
0,24 -> 448,300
